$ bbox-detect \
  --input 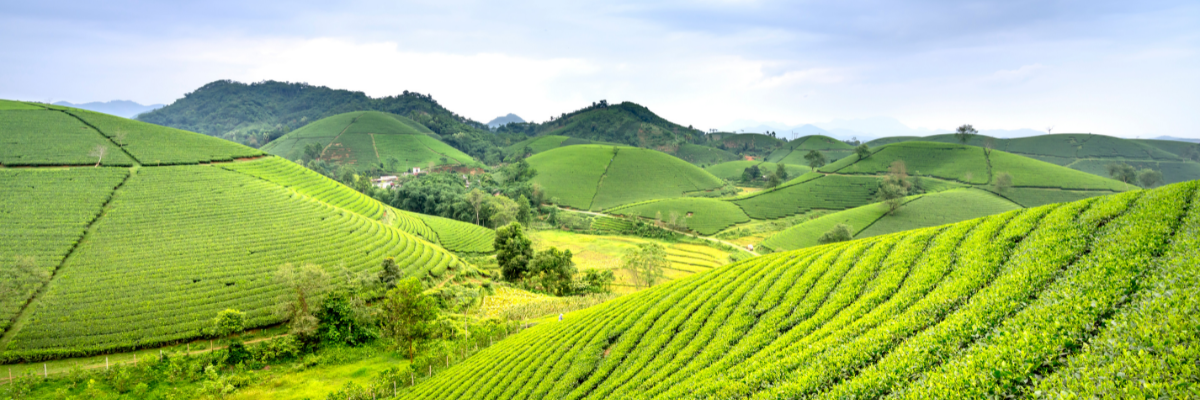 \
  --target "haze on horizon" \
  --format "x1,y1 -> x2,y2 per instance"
1,0 -> 1197,138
